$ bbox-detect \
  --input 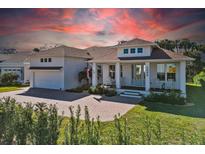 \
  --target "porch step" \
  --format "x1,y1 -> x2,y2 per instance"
120,90 -> 143,98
